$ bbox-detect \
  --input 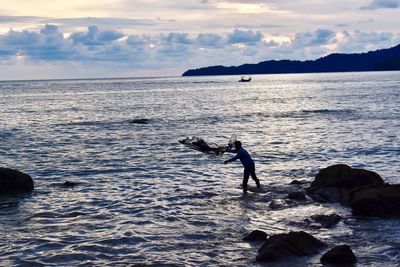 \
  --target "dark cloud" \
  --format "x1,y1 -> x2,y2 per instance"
227,29 -> 263,45
362,0 -> 400,9
292,29 -> 336,47
196,33 -> 226,48
70,26 -> 125,46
